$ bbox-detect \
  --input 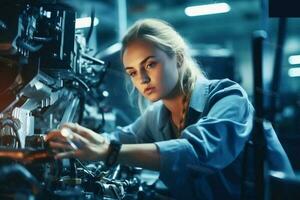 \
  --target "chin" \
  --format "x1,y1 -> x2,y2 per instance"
145,95 -> 161,102
149,98 -> 160,103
